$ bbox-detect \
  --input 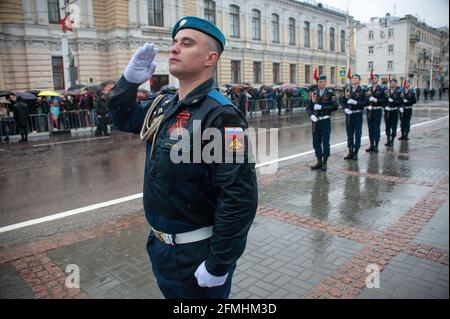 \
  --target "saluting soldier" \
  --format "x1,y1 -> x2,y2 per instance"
365,74 -> 388,153
384,78 -> 404,147
107,16 -> 257,299
399,80 -> 417,141
343,74 -> 370,160
307,74 -> 339,171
